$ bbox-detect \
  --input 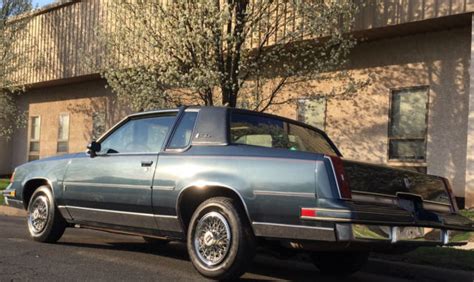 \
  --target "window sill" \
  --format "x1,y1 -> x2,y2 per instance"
387,160 -> 427,167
